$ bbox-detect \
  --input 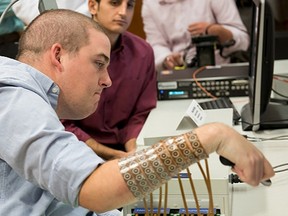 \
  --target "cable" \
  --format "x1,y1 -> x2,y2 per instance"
273,163 -> 288,173
192,66 -> 218,99
243,134 -> 288,142
177,174 -> 189,216
149,193 -> 153,216
272,89 -> 288,99
186,168 -> 201,216
237,117 -> 288,129
272,74 -> 288,99
143,197 -> 149,216
204,159 -> 214,216
157,186 -> 162,216
228,162 -> 288,185
163,183 -> 168,216
139,152 -> 216,216
196,160 -> 215,216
